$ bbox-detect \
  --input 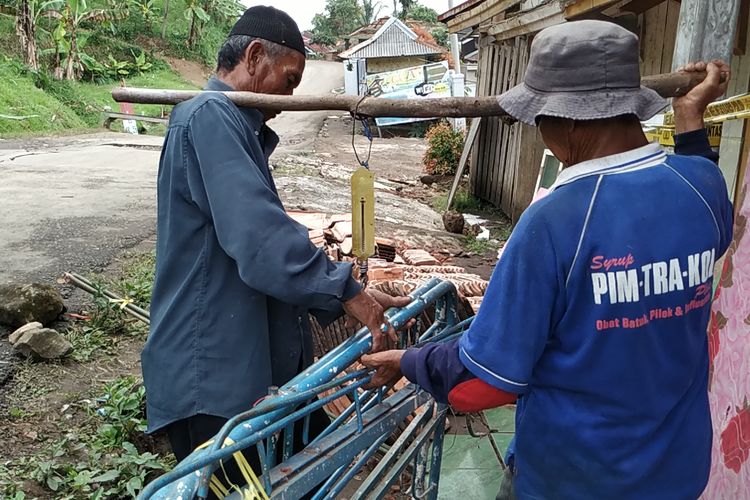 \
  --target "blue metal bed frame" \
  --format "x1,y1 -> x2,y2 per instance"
139,278 -> 472,500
